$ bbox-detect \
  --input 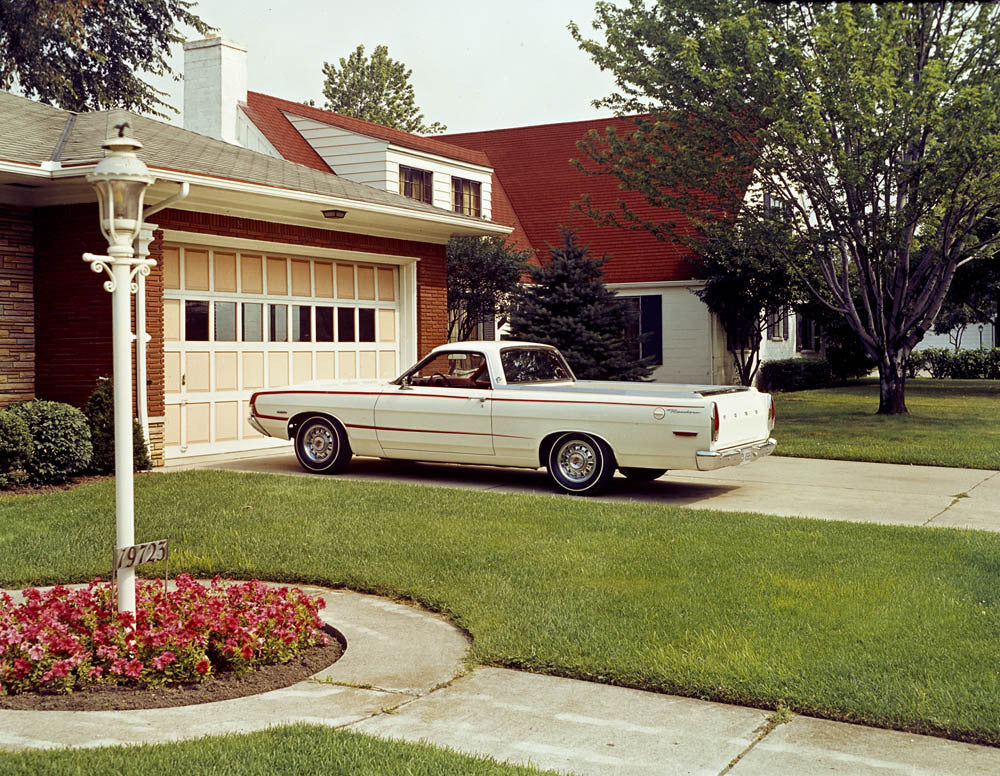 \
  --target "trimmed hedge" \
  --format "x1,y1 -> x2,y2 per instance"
83,377 -> 152,474
0,410 -> 32,488
5,400 -> 92,485
757,358 -> 832,392
909,347 -> 1000,379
